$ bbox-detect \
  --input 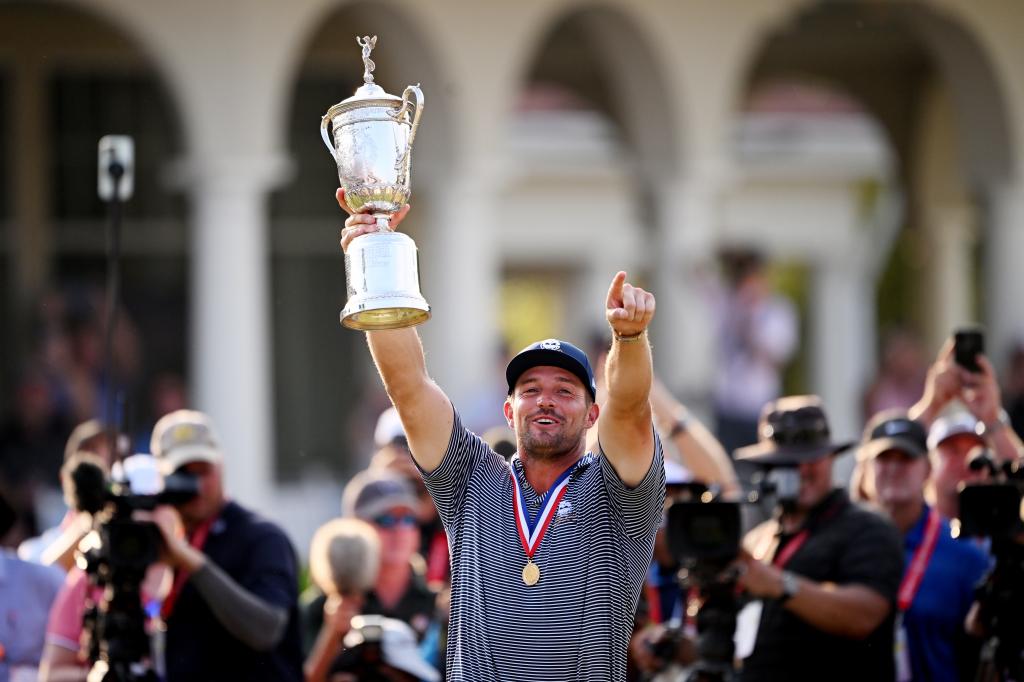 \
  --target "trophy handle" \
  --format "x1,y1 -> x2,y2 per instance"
320,113 -> 336,156
393,84 -> 424,180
